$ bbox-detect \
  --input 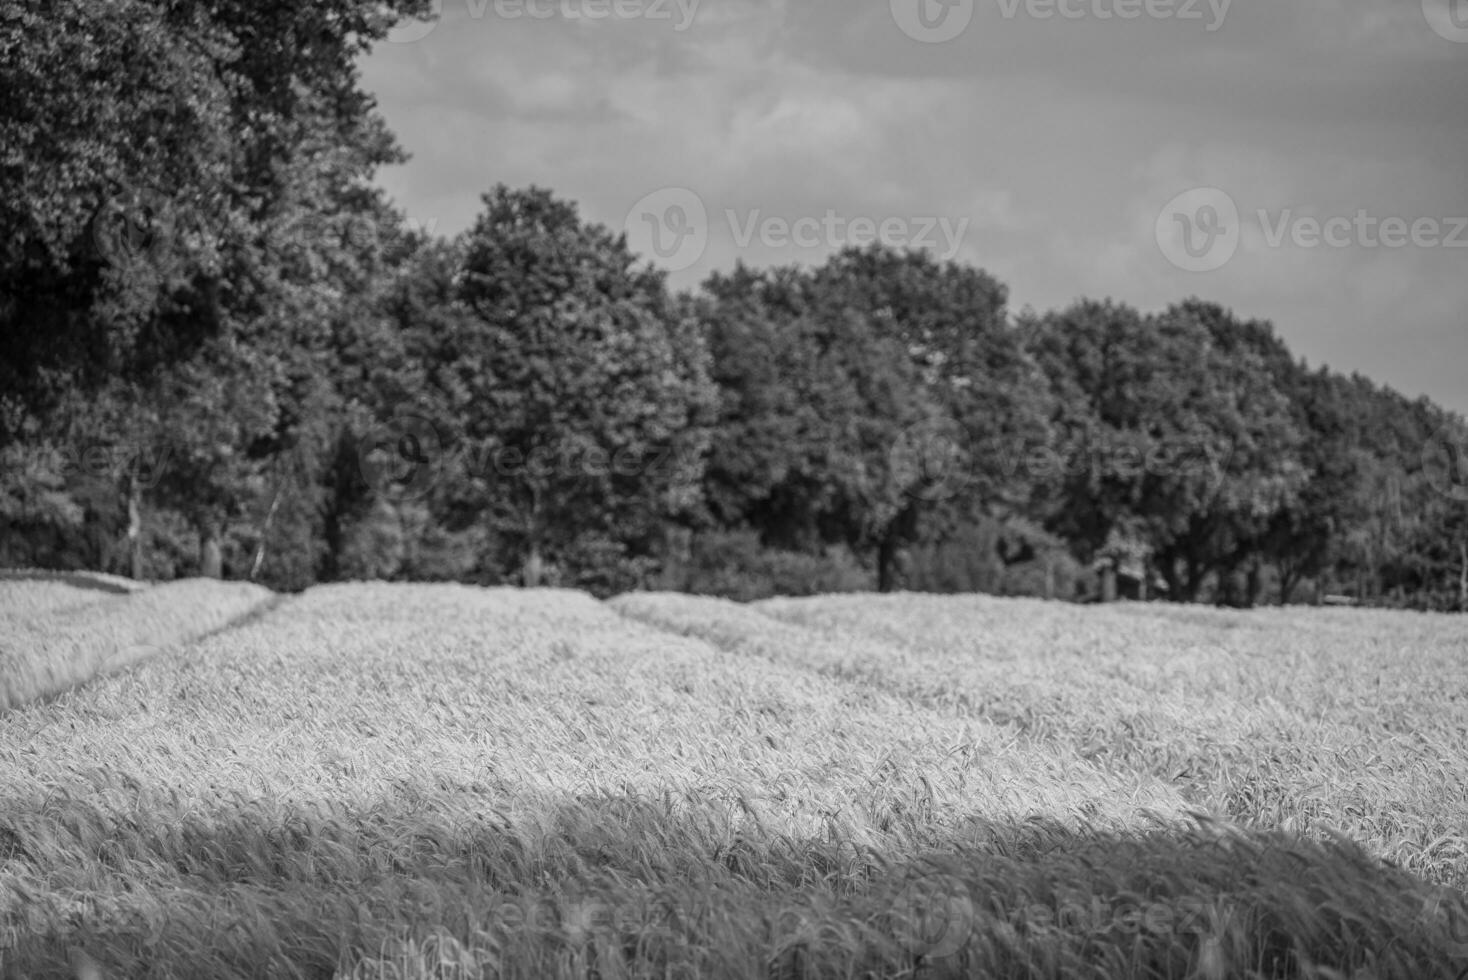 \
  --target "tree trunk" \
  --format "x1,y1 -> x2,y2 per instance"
523,539 -> 544,588
1100,564 -> 1117,603
199,518 -> 222,579
1160,559 -> 1183,601
126,479 -> 144,581
877,530 -> 900,594
1278,561 -> 1299,606
1244,561 -> 1262,609
250,482 -> 284,582
1179,559 -> 1205,604
657,526 -> 693,591
523,486 -> 545,588
1459,540 -> 1467,613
